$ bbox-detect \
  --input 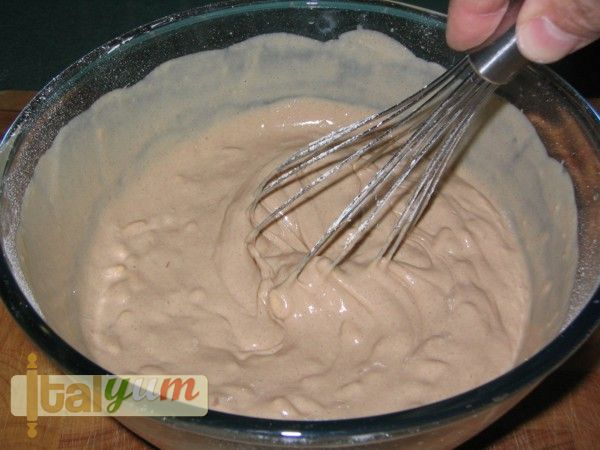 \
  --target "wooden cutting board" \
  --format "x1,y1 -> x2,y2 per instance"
0,91 -> 599,450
